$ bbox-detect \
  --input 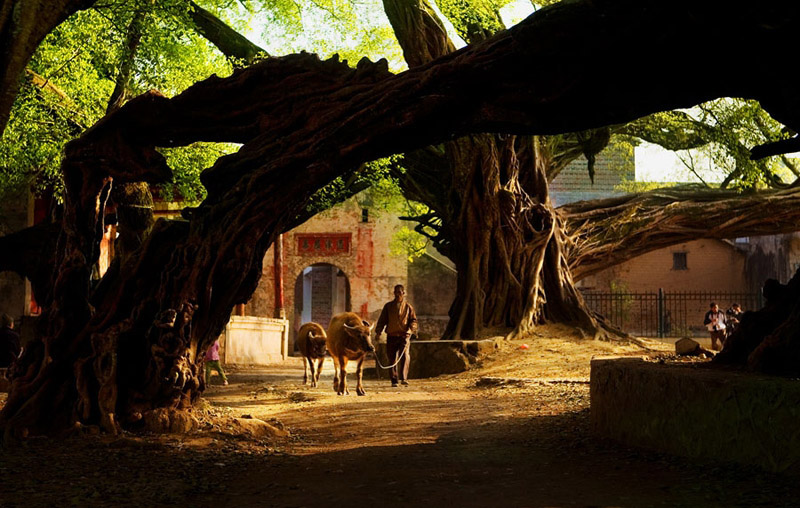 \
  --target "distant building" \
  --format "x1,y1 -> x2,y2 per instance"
550,151 -> 634,206
240,196 -> 456,352
245,198 -> 408,353
578,238 -> 749,293
553,153 -> 800,296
